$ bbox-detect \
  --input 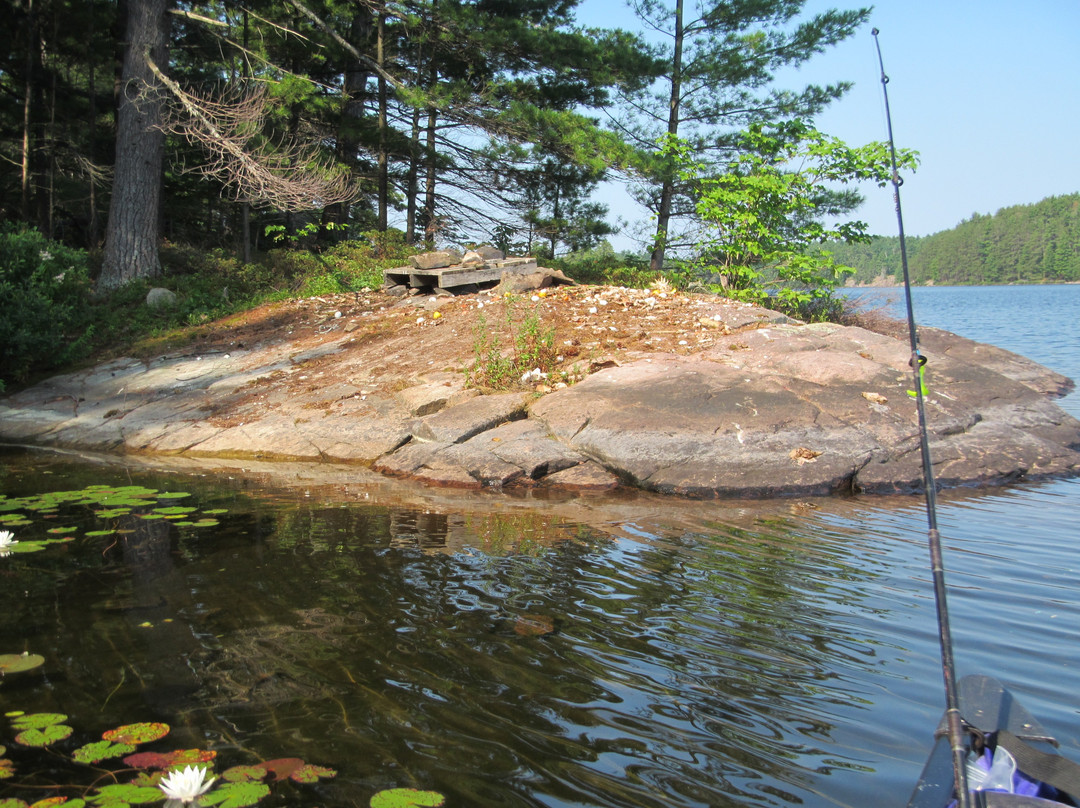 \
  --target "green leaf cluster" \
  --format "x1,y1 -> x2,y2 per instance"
0,655 -> 45,677
0,225 -> 94,386
0,484 -> 228,559
667,120 -> 917,318
0,713 -> 337,808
